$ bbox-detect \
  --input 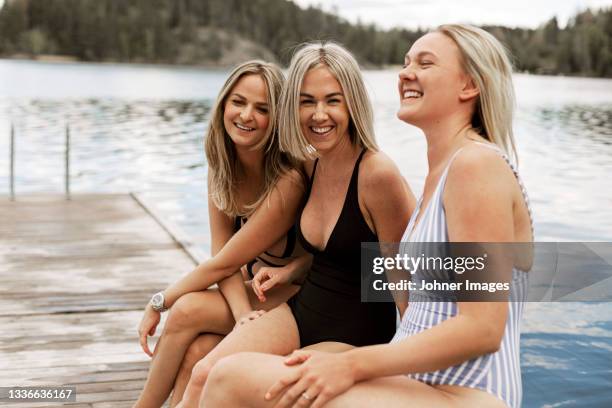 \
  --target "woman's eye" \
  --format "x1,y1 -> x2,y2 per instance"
232,99 -> 245,106
420,61 -> 433,67
257,107 -> 269,114
328,98 -> 341,104
300,99 -> 314,105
